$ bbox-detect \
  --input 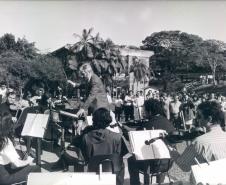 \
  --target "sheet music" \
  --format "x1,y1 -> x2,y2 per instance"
21,113 -> 49,138
129,130 -> 170,160
86,116 -> 93,126
191,158 -> 226,185
27,172 -> 116,185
